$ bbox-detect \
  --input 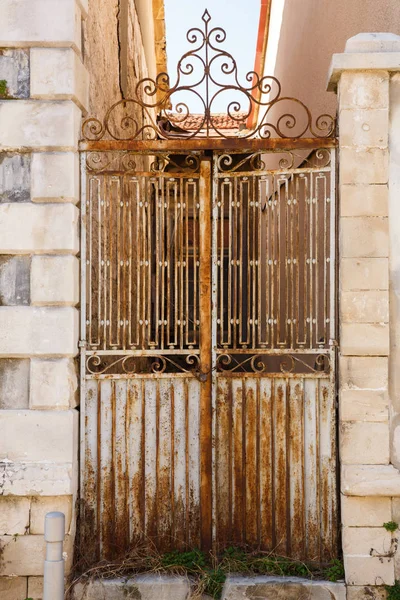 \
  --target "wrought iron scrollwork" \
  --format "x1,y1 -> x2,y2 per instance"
216,353 -> 330,374
86,353 -> 201,376
217,148 -> 332,173
81,11 -> 335,142
85,151 -> 201,174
